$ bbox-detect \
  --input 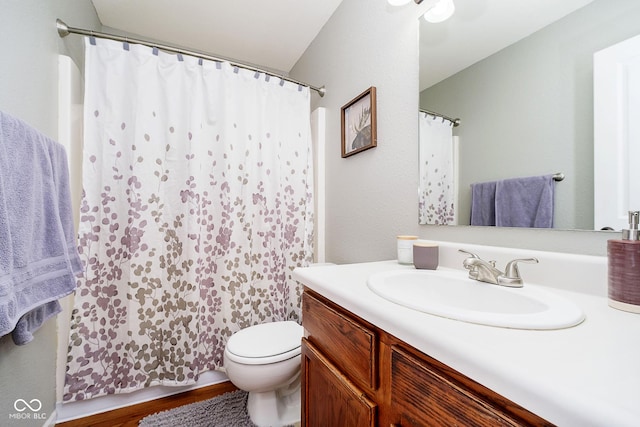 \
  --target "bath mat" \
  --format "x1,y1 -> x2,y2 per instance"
139,389 -> 258,427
